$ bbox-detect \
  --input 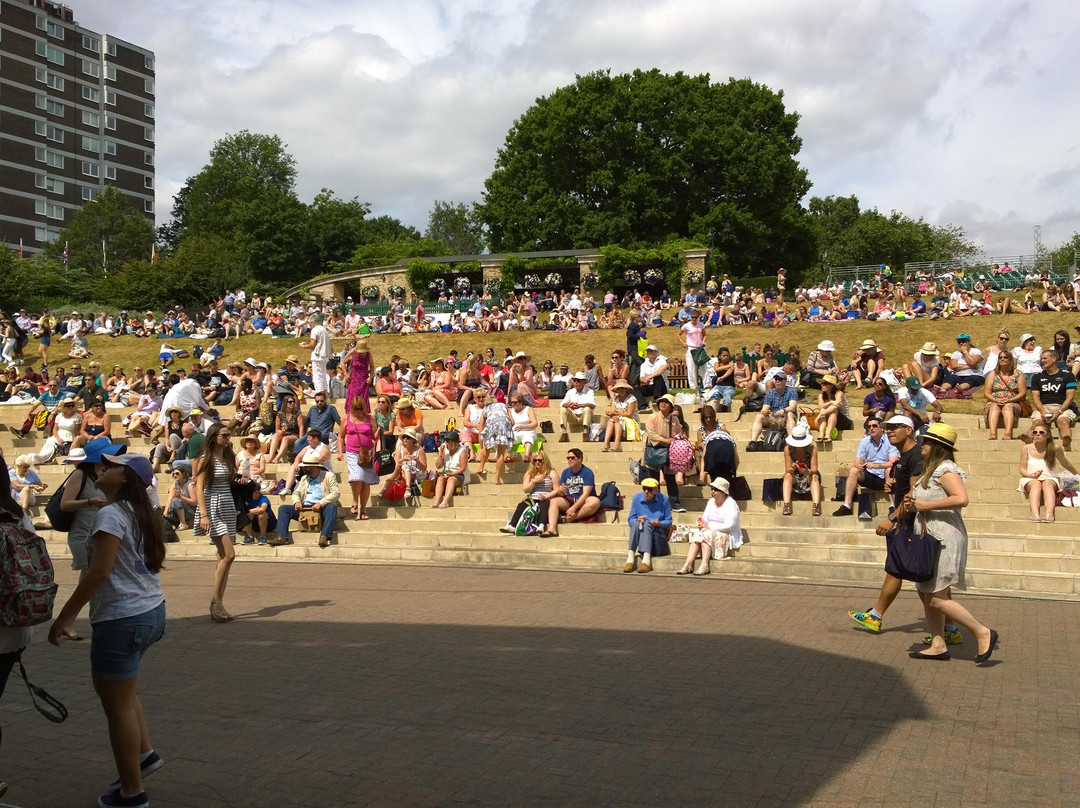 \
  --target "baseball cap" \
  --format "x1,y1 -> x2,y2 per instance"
884,415 -> 915,430
101,453 -> 155,487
